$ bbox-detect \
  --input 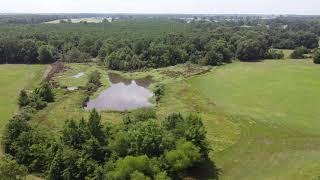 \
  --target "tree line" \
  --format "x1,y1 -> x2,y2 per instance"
0,18 -> 319,70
